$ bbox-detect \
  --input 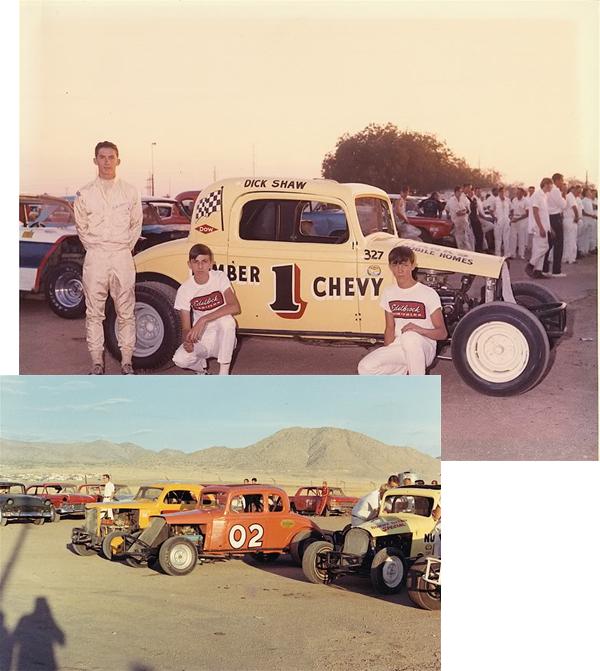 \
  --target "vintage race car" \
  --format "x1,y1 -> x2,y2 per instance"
26,482 -> 97,522
302,485 -> 441,602
290,483 -> 358,516
0,482 -> 54,526
119,484 -> 325,575
105,177 -> 566,395
70,481 -> 204,558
